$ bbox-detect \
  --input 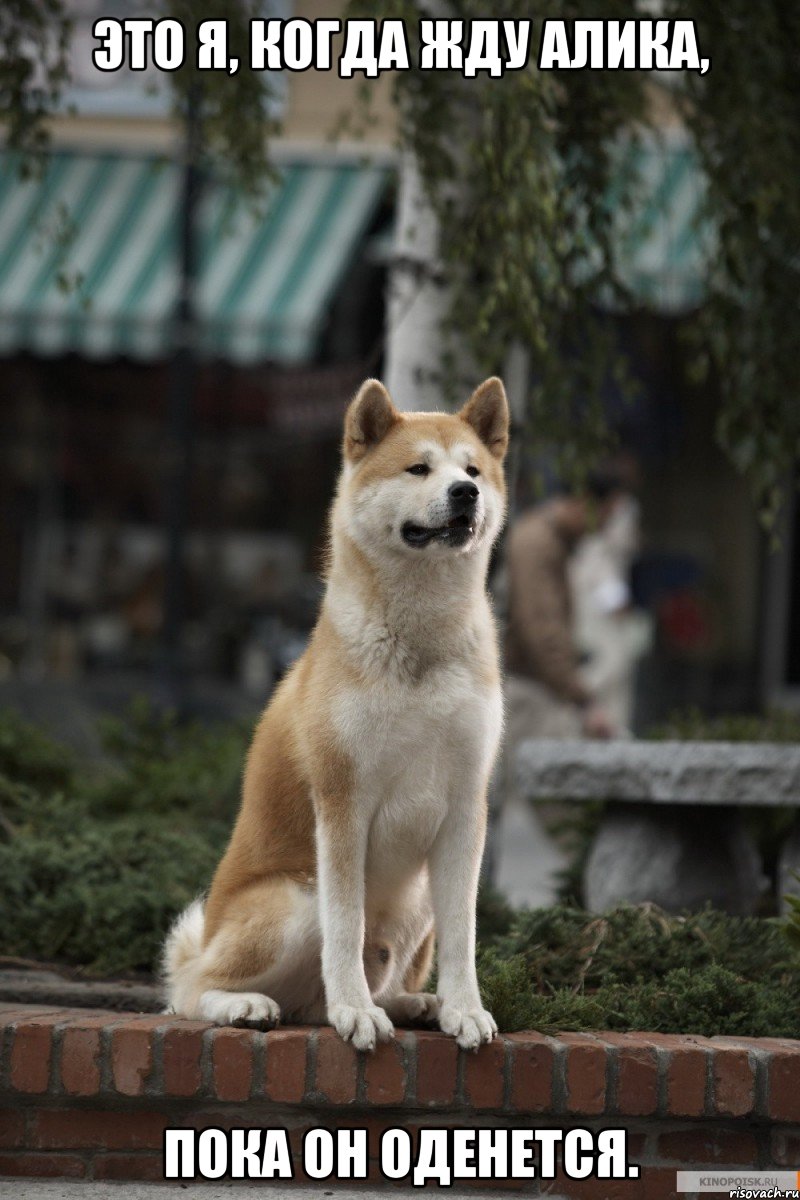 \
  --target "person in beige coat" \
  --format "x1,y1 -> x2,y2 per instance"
504,477 -> 626,742
570,493 -> 652,733
491,474 -> 627,906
